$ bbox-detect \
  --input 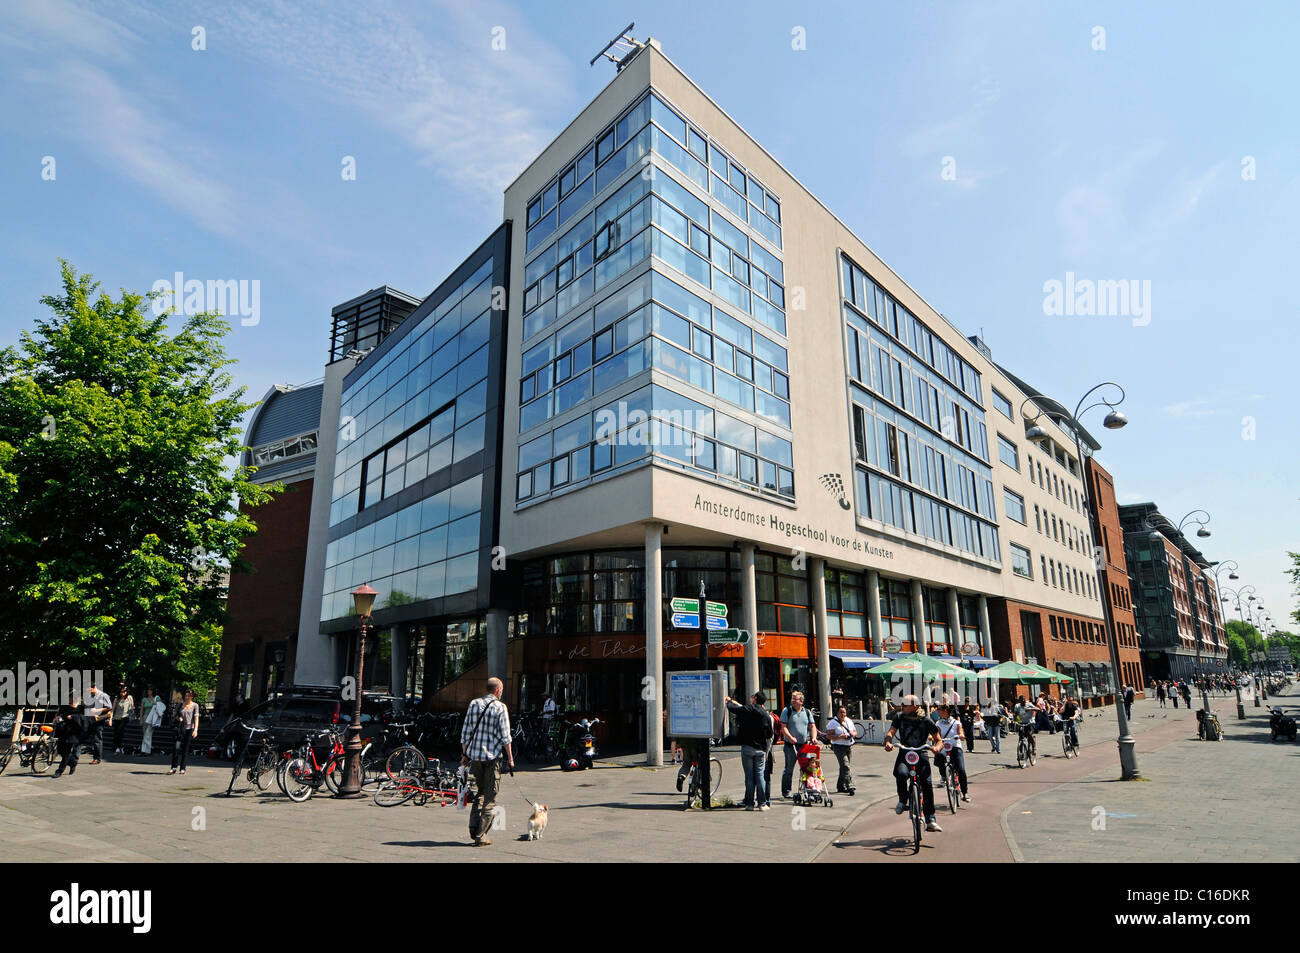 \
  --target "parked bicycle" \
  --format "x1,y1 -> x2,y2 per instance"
681,745 -> 722,810
225,722 -> 284,795
278,727 -> 347,802
373,756 -> 463,807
